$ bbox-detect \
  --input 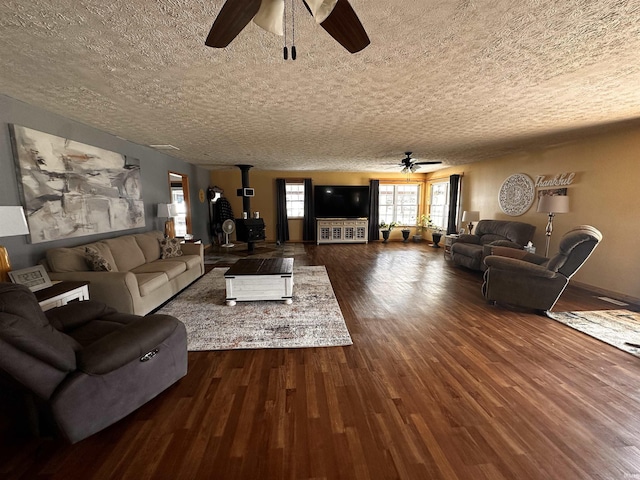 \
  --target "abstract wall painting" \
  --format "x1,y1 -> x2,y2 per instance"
9,124 -> 144,244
